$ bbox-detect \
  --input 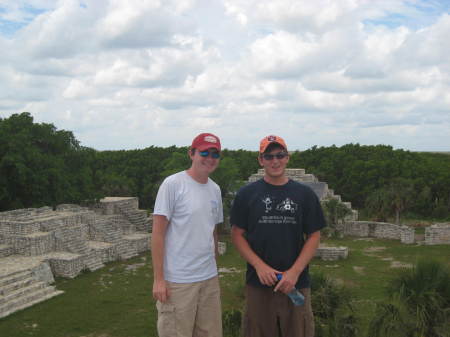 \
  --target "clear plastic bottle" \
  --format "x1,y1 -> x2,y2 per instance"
276,274 -> 305,306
